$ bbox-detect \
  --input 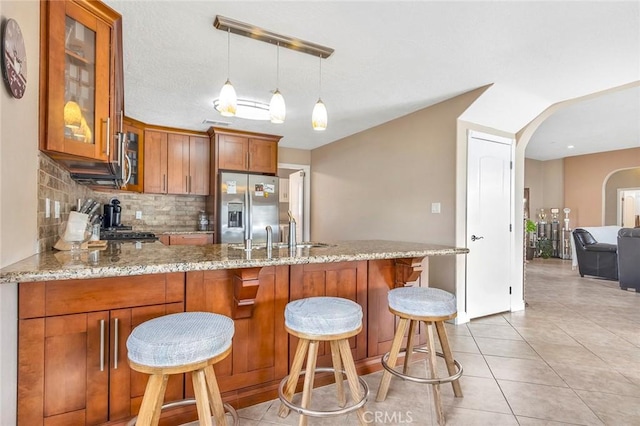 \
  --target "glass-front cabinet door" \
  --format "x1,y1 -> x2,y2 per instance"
42,0 -> 118,162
